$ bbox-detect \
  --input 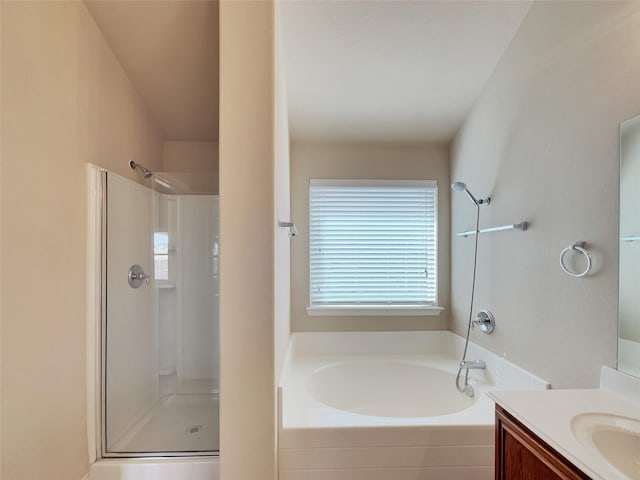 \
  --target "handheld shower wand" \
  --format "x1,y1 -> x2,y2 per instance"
451,181 -> 491,397
451,182 -> 490,206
